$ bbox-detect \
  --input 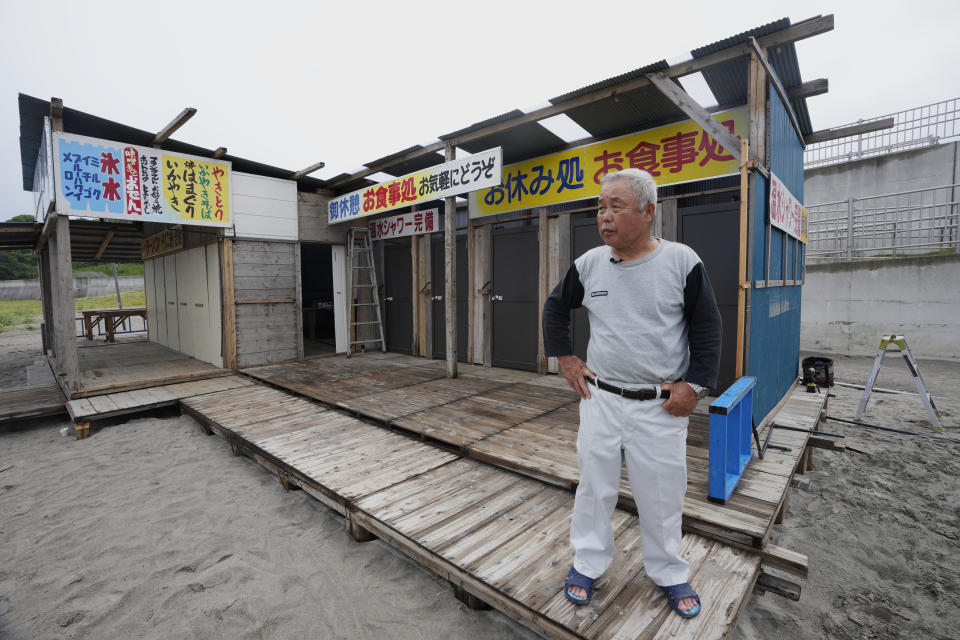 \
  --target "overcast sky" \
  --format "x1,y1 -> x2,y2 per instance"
1,0 -> 958,217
